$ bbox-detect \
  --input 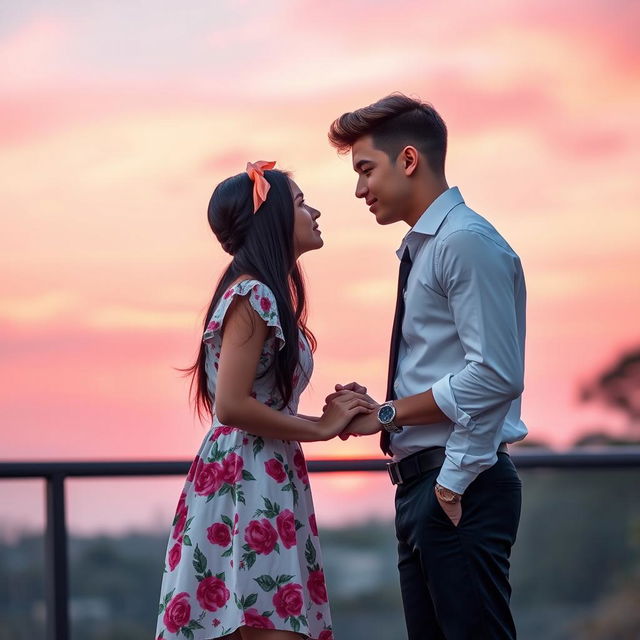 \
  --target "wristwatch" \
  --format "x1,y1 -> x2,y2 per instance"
377,401 -> 403,433
435,483 -> 461,504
